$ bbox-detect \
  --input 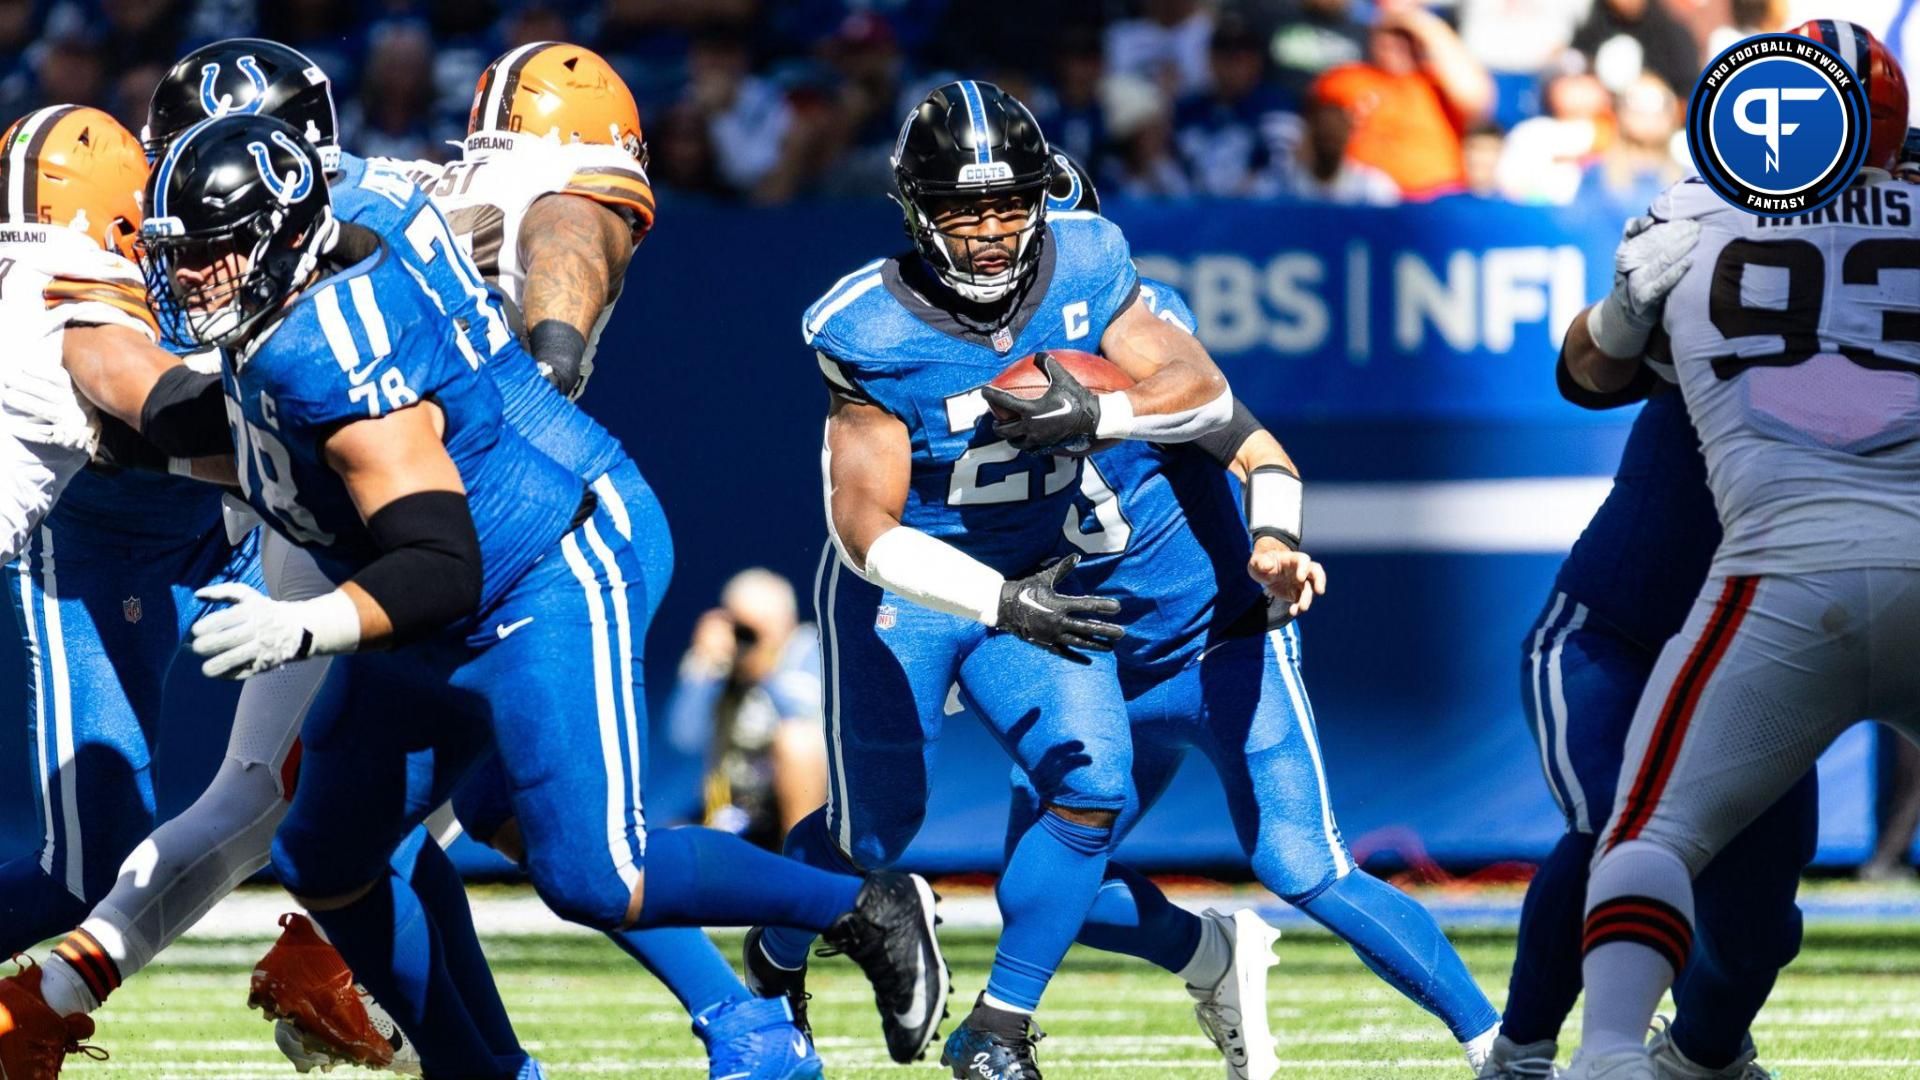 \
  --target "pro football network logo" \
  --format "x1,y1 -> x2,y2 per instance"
1686,32 -> 1870,215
